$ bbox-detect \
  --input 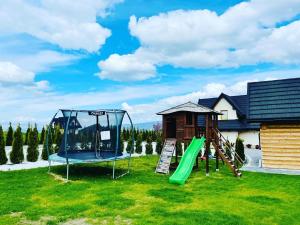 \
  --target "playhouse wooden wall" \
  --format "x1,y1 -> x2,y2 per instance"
162,112 -> 198,142
260,123 -> 300,170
